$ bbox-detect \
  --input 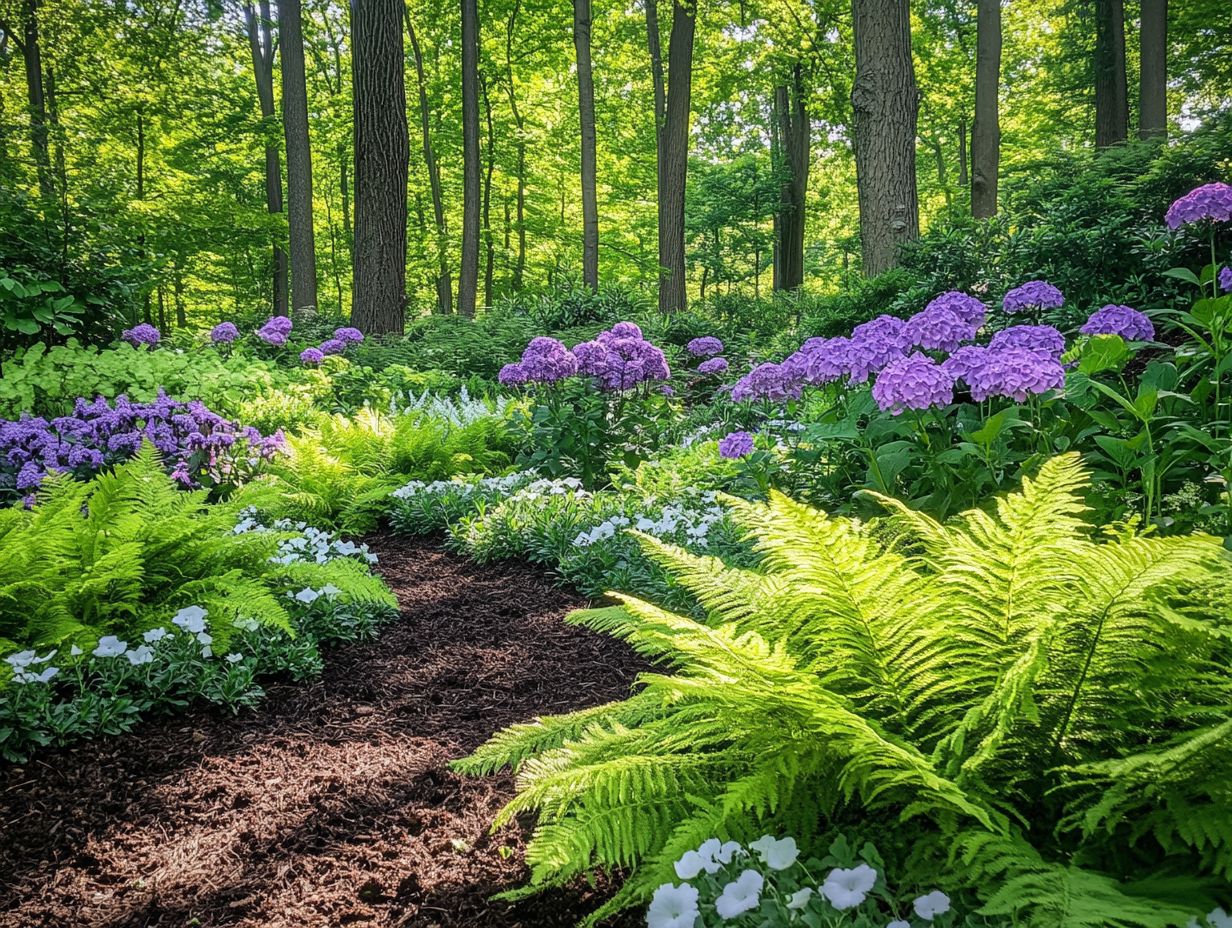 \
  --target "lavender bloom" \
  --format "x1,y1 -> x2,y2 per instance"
845,316 -> 912,383
1080,304 -> 1155,342
334,326 -> 365,344
905,306 -> 978,353
782,336 -> 849,387
731,362 -> 802,403
872,352 -> 955,415
518,336 -> 580,384
498,362 -> 528,386
1002,280 -> 1064,315
1219,266 -> 1232,293
924,291 -> 987,327
941,345 -> 991,387
697,356 -> 729,375
607,321 -> 643,340
573,324 -> 670,391
1165,182 -> 1232,229
210,322 -> 239,344
256,315 -> 293,346
122,324 -> 161,347
988,324 -> 1067,358
572,339 -> 610,376
687,336 -> 724,358
718,431 -> 755,459
319,338 -> 347,355
967,348 -> 1066,402
300,347 -> 325,366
